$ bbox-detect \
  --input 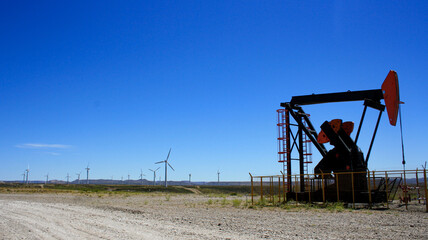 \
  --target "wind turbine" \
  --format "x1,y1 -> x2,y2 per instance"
45,173 -> 49,184
66,173 -> 70,184
22,172 -> 25,183
149,167 -> 160,186
189,174 -> 191,184
217,170 -> 220,184
85,164 -> 90,184
155,148 -> 174,187
139,169 -> 145,185
76,172 -> 81,184
127,173 -> 130,184
25,165 -> 30,184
